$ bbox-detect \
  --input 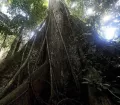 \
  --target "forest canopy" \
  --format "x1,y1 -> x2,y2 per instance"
1,0 -> 120,42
